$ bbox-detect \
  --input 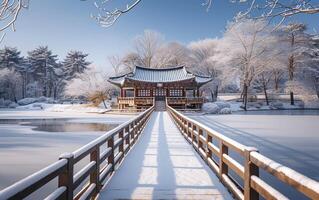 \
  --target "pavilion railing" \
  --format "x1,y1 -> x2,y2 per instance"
166,103 -> 319,200
0,104 -> 154,200
118,97 -> 154,106
166,97 -> 204,105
